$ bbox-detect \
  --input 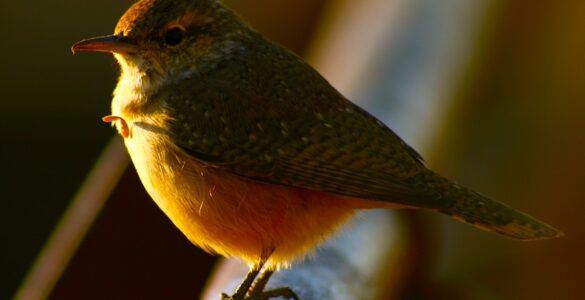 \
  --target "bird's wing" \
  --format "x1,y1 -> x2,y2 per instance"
160,52 -> 436,205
